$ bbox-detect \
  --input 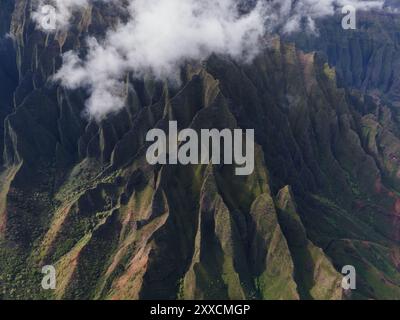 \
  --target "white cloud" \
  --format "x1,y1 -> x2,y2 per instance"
53,0 -> 266,120
264,0 -> 384,34
32,0 -> 385,120
32,0 -> 91,31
